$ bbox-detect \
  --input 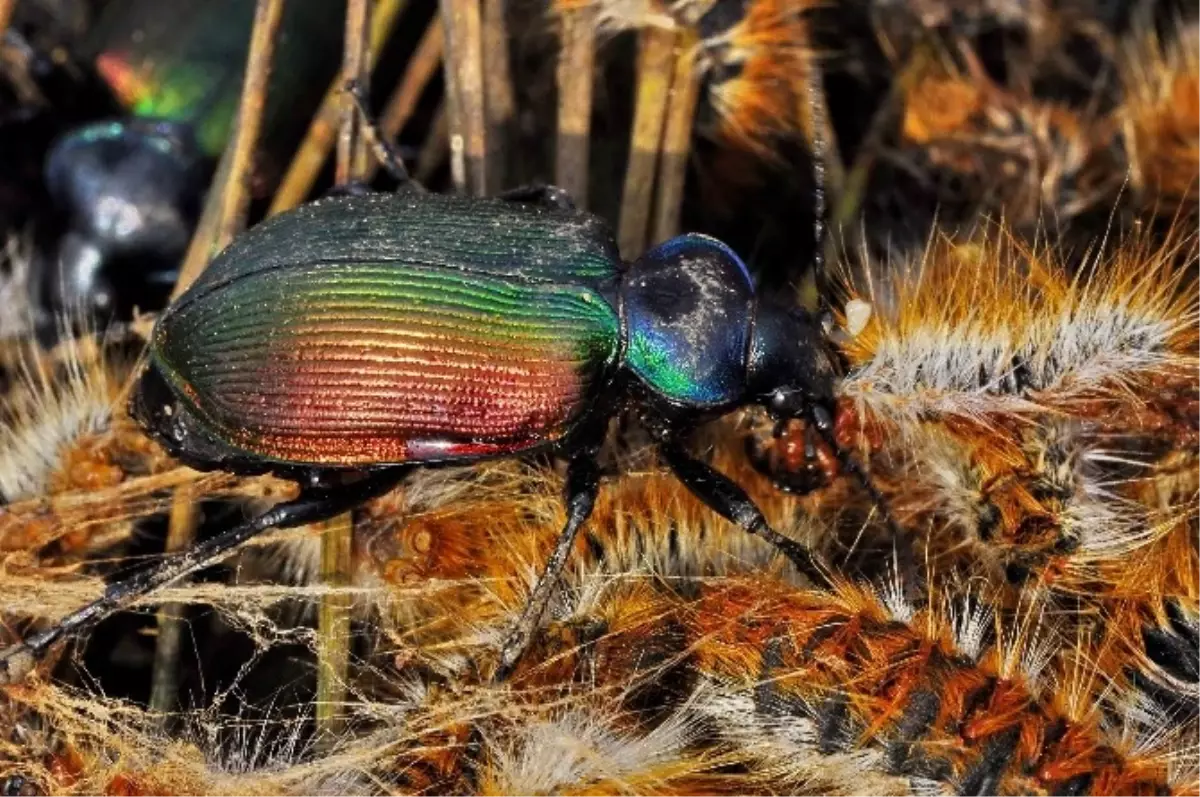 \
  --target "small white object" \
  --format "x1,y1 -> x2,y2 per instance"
844,299 -> 872,338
